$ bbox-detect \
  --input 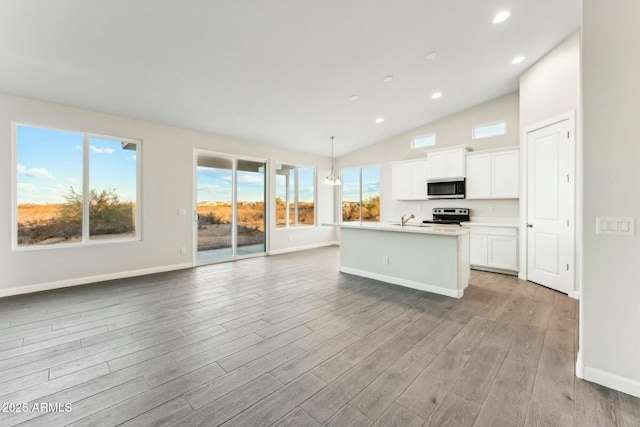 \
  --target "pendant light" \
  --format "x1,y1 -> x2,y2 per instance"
324,136 -> 341,186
